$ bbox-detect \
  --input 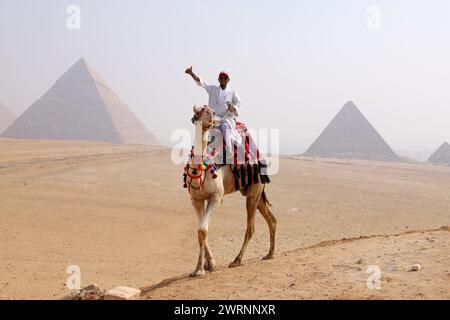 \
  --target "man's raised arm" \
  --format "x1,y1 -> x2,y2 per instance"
185,66 -> 200,82
185,66 -> 210,93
